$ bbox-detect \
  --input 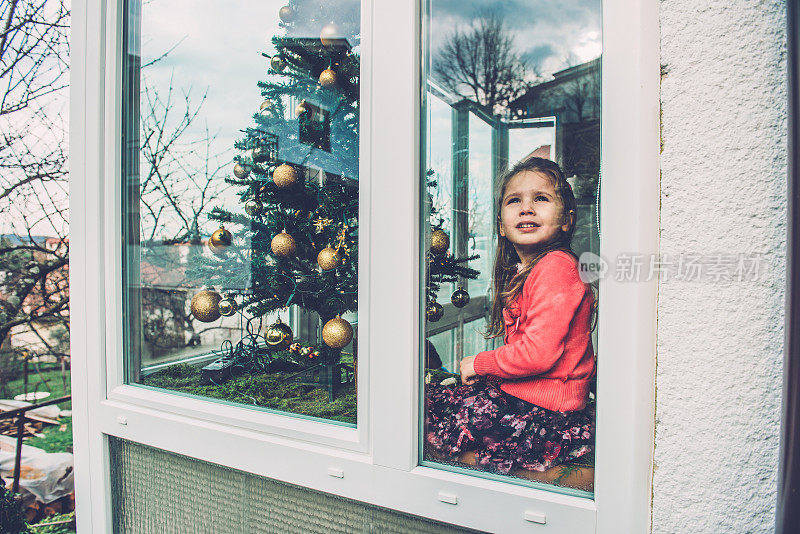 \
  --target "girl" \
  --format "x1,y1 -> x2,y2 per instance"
425,157 -> 596,477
